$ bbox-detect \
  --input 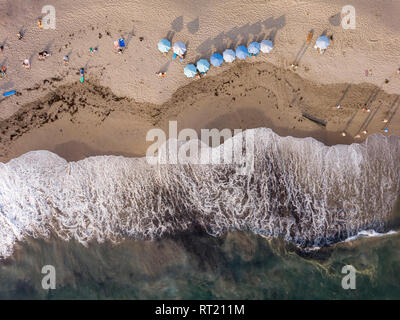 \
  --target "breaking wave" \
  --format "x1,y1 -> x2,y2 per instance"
0,128 -> 399,259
